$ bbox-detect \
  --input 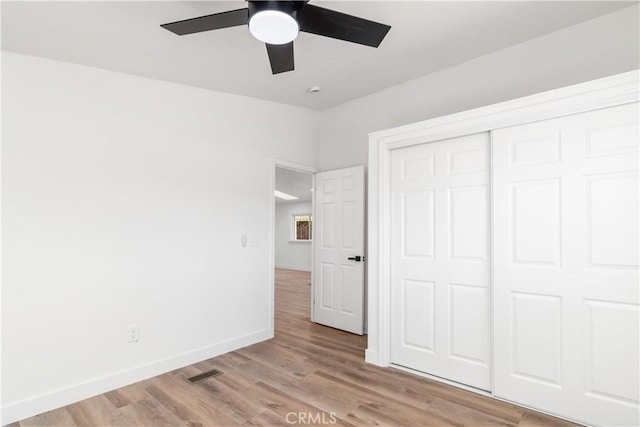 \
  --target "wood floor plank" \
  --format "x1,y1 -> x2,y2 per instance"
264,373 -> 362,418
65,394 -> 118,427
427,397 -> 519,427
144,384 -> 206,426
308,370 -> 460,426
243,408 -> 290,427
313,370 -> 431,411
197,378 -> 264,422
112,381 -> 150,407
519,411 -> 580,427
243,409 -> 289,427
149,370 -> 242,426
235,341 -> 316,380
215,351 -> 253,368
104,389 -> 133,409
18,407 -> 76,427
248,381 -> 357,427
225,358 -> 298,390
13,268 -> 580,427
347,402 -> 461,427
111,396 -> 184,427
195,359 -> 260,393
